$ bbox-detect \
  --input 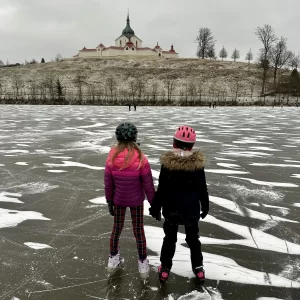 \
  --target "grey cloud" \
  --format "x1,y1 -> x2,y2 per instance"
0,0 -> 299,63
